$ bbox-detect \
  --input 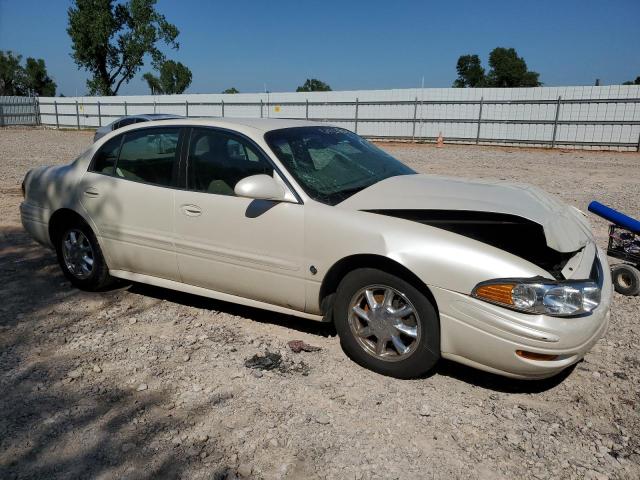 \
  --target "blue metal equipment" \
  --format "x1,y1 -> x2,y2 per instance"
588,201 -> 640,296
